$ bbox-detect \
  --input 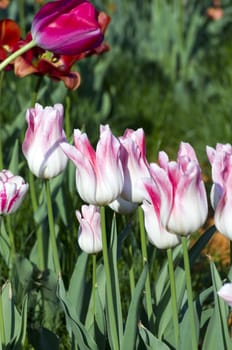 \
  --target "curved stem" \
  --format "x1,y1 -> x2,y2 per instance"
29,172 -> 45,271
138,207 -> 153,323
182,236 -> 198,350
45,180 -> 61,276
100,206 -> 119,350
167,248 -> 180,348
92,254 -> 97,316
0,40 -> 37,72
